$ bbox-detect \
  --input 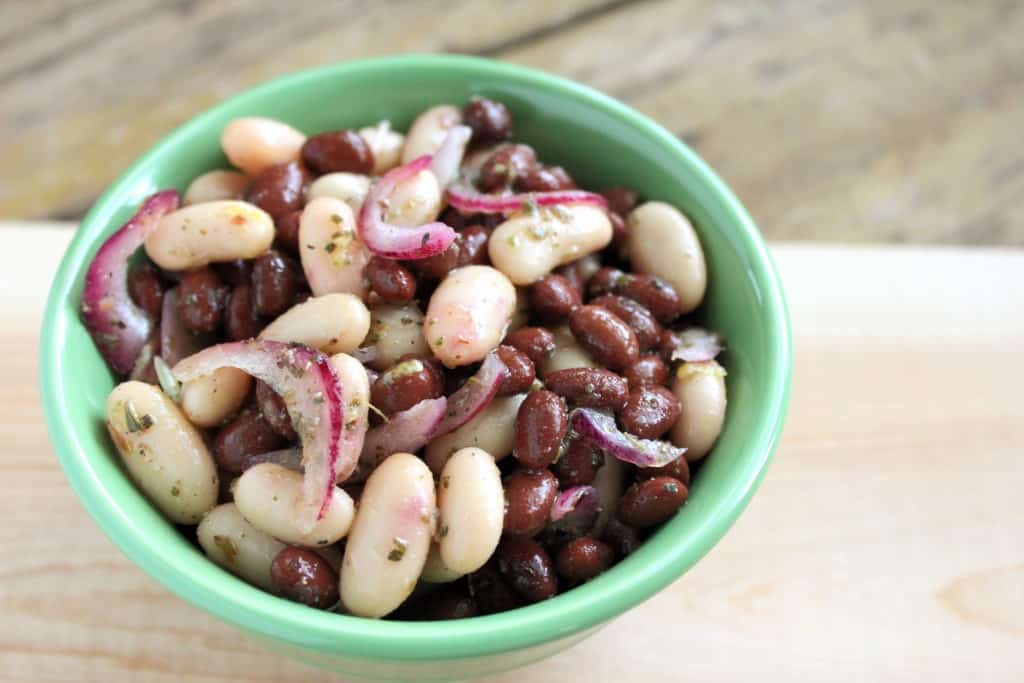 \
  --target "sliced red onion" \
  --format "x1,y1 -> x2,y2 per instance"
669,327 -> 725,363
172,340 -> 344,530
445,184 -> 608,215
350,396 -> 448,483
81,190 -> 179,375
430,125 -> 472,188
159,287 -> 205,367
429,351 -> 508,438
356,155 -> 457,260
546,485 -> 601,540
550,485 -> 599,522
570,408 -> 685,468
